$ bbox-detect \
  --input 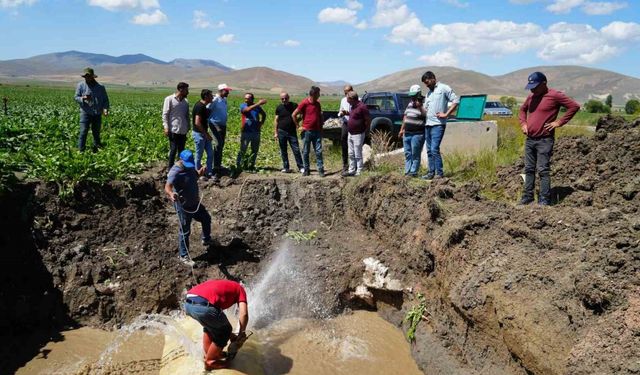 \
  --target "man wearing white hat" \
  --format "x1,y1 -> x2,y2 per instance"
207,84 -> 232,182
